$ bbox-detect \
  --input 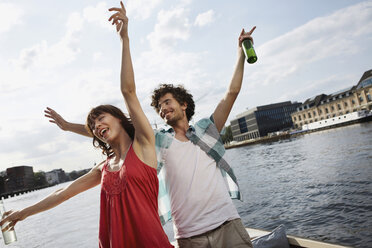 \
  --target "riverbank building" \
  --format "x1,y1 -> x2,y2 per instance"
230,101 -> 301,142
3,166 -> 34,193
291,69 -> 372,129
